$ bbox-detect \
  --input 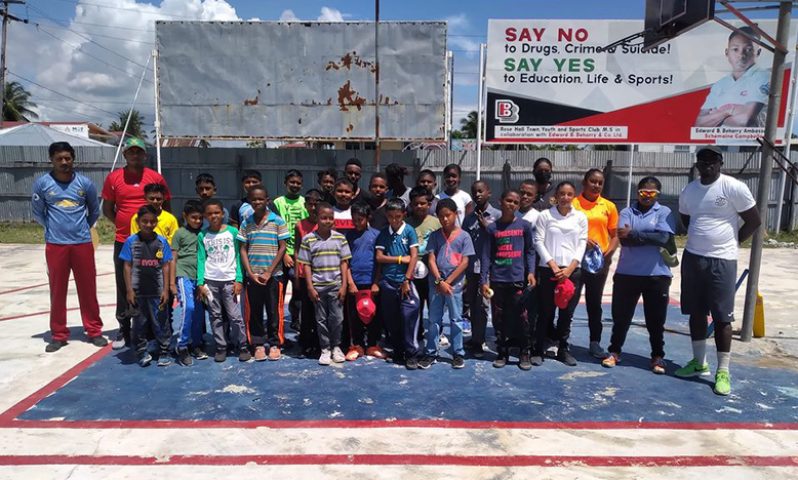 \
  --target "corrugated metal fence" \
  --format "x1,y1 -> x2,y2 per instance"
2,146 -> 797,231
